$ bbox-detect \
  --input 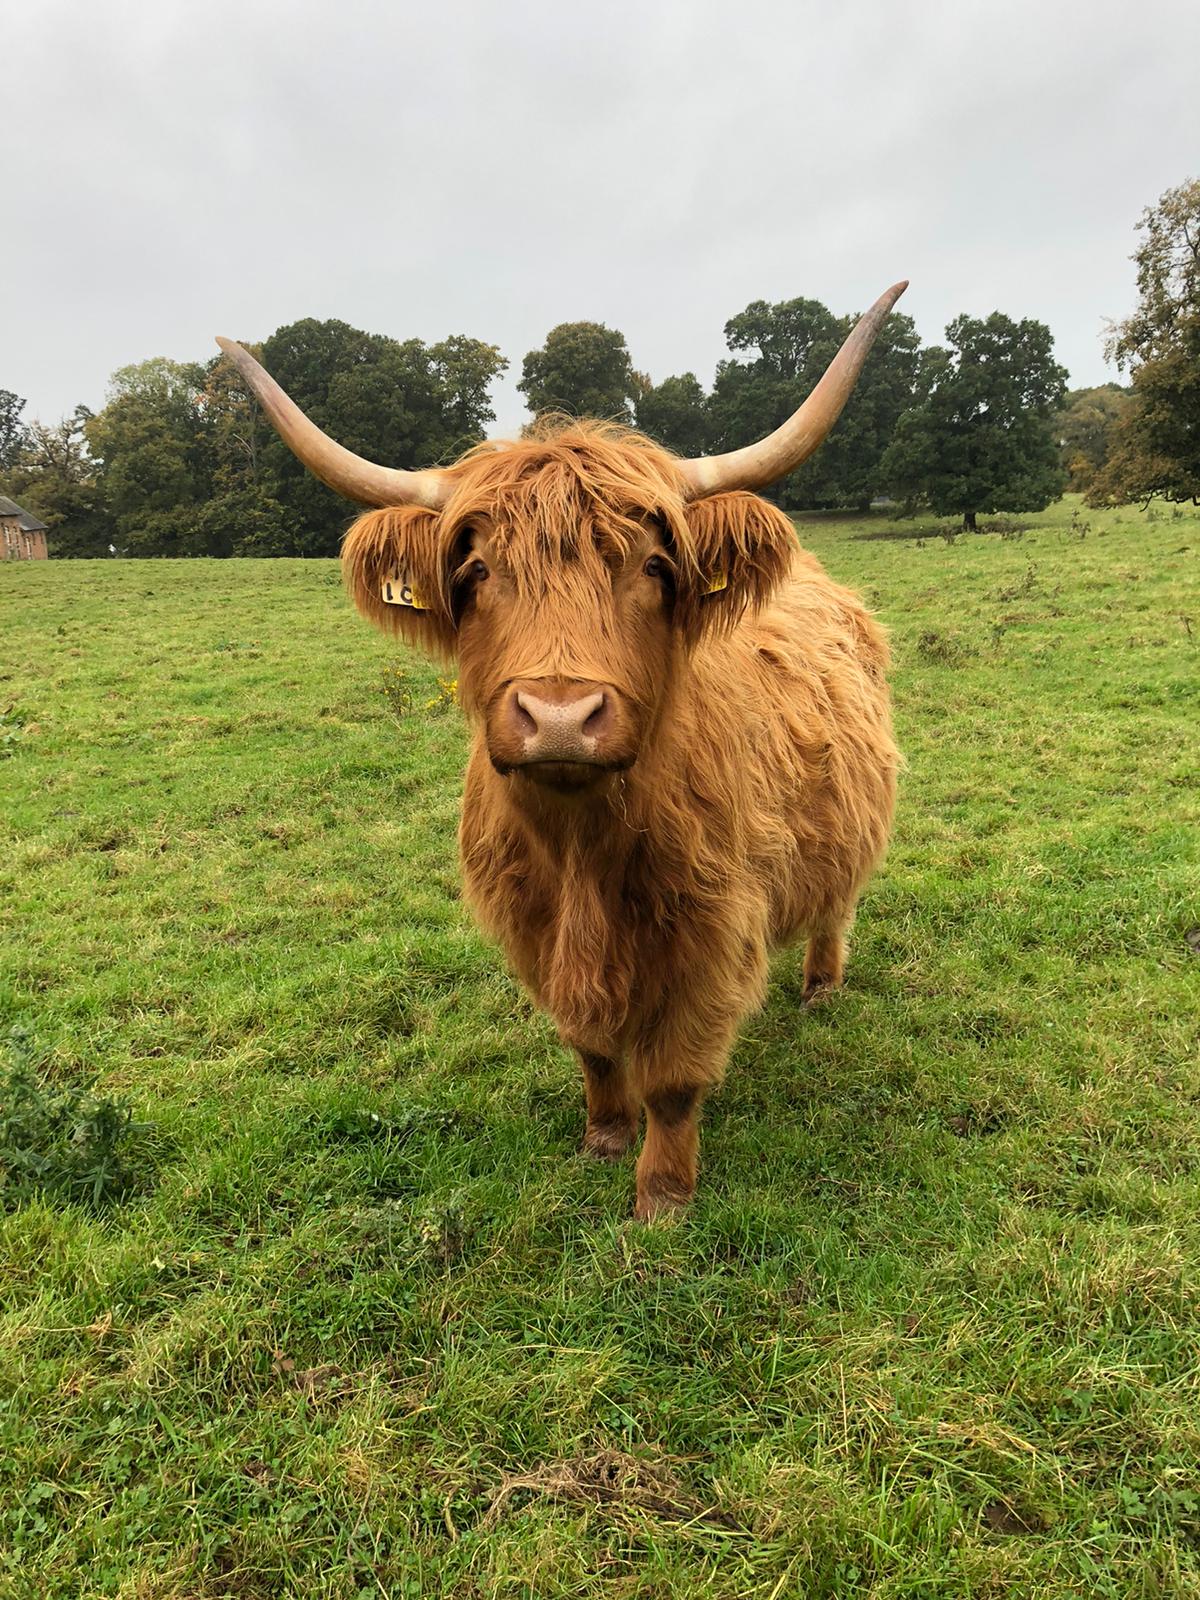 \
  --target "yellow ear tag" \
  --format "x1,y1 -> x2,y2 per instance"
381,574 -> 430,611
703,570 -> 728,596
